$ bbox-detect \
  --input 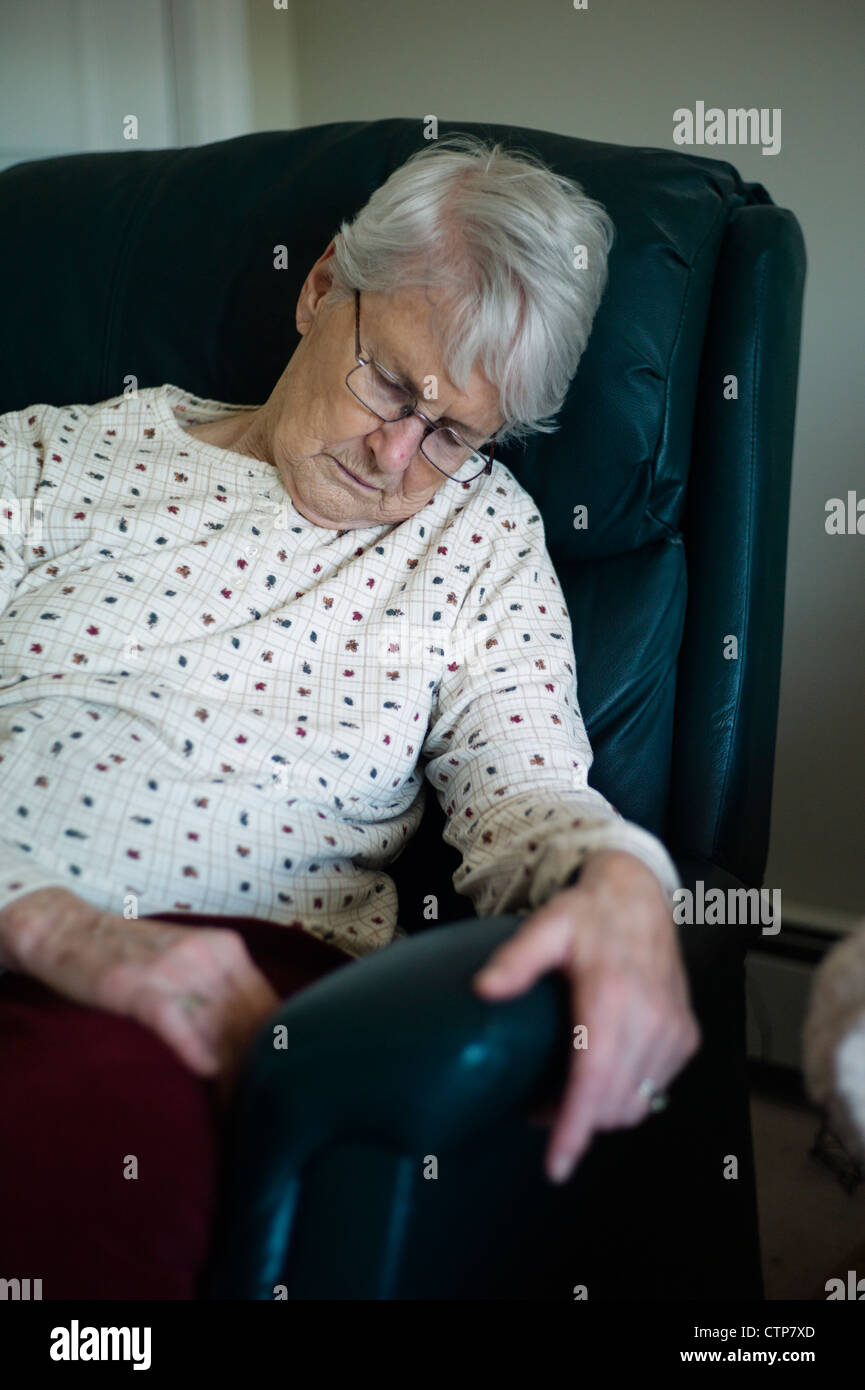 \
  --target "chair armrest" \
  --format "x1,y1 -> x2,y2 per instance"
207,857 -> 751,1298
206,912 -> 568,1297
